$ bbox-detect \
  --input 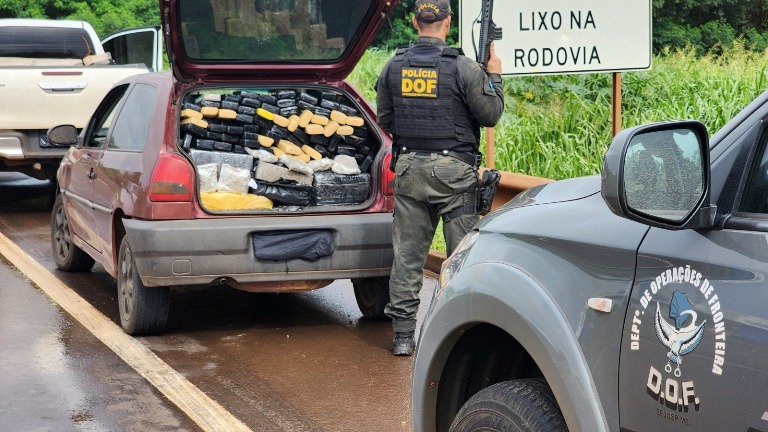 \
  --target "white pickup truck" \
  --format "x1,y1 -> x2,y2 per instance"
0,19 -> 163,180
